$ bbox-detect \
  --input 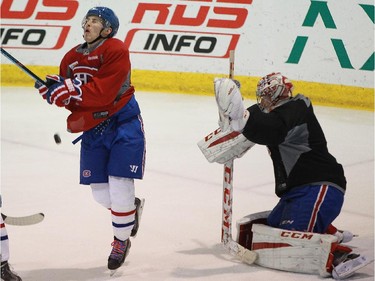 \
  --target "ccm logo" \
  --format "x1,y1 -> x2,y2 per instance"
205,128 -> 222,142
281,231 -> 314,240
126,1 -> 252,58
222,164 -> 233,230
0,0 -> 79,49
